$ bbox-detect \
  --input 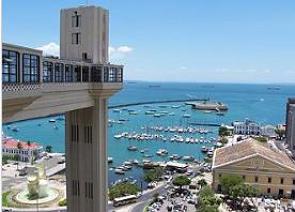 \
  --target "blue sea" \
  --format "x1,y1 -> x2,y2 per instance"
3,82 -> 295,186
